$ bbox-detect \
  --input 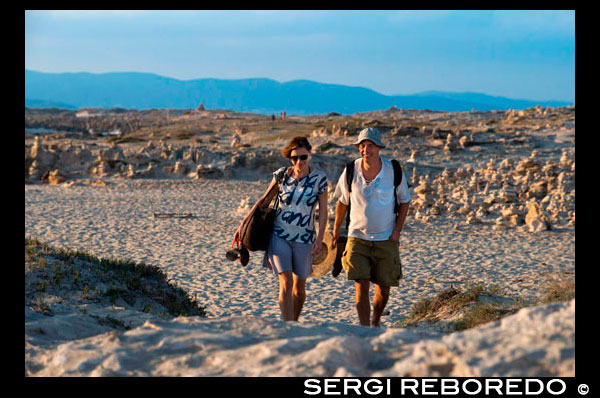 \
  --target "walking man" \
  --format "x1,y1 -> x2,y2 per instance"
332,128 -> 410,327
